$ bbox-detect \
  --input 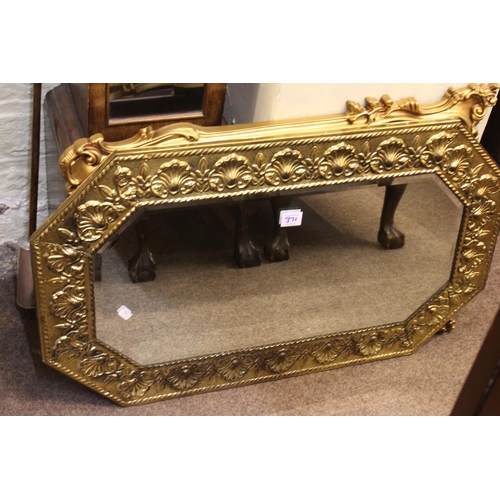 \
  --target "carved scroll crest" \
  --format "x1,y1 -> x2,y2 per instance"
346,83 -> 499,135
60,124 -> 200,193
